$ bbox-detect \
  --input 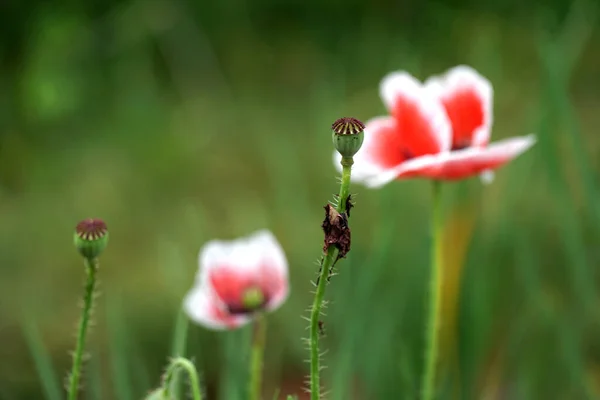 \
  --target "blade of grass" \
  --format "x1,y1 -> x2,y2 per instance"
106,296 -> 134,400
537,1 -> 600,232
218,329 -> 248,400
534,36 -> 595,314
20,317 -> 62,400
87,346 -> 103,400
